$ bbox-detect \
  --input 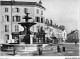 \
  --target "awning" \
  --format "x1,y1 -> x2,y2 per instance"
11,32 -> 20,35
